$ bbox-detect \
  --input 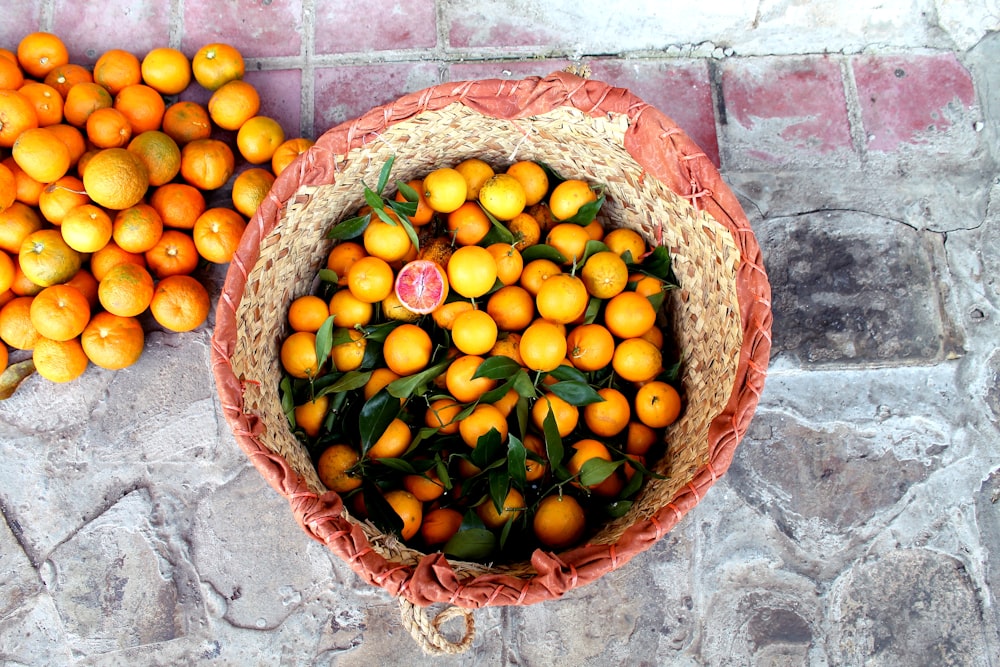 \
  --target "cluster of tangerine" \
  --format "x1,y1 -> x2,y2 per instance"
0,32 -> 313,386
280,156 -> 683,560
